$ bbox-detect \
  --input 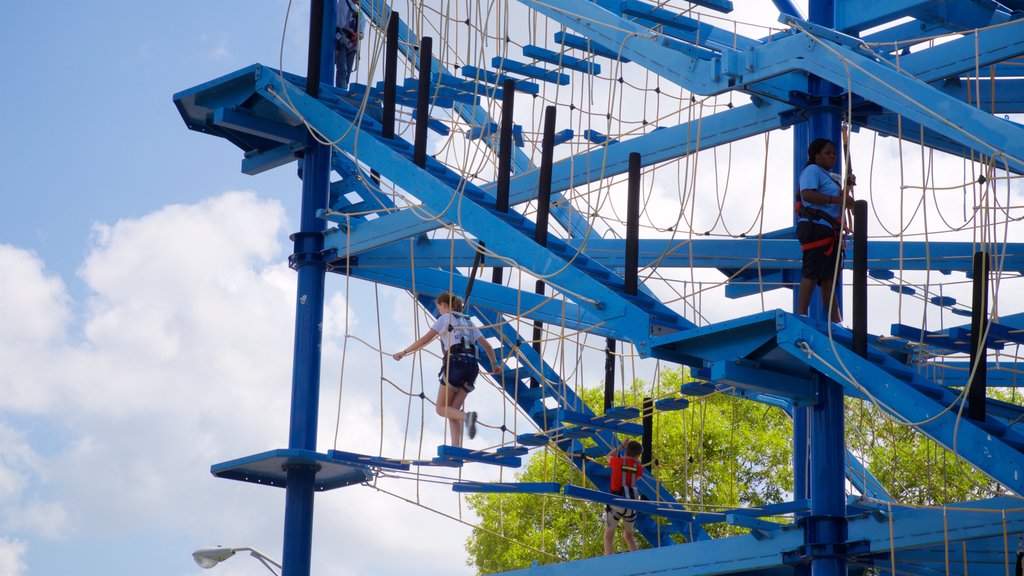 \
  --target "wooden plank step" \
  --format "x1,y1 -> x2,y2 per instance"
517,432 -> 553,446
563,410 -> 642,436
437,445 -> 523,467
452,481 -> 562,493
583,129 -> 617,145
328,449 -> 411,471
523,45 -> 602,75
491,58 -> 571,85
553,32 -> 632,62
460,66 -> 541,94
496,445 -> 530,457
655,397 -> 690,411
